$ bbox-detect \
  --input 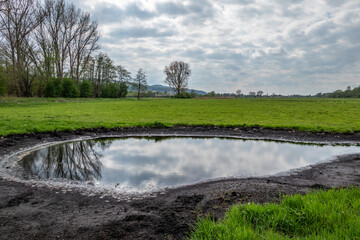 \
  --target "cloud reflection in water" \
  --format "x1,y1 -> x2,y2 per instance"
20,138 -> 359,191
